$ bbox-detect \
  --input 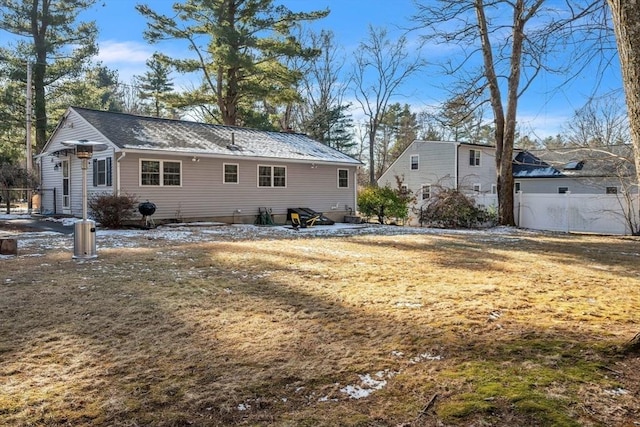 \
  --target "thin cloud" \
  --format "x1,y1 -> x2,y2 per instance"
97,40 -> 152,64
